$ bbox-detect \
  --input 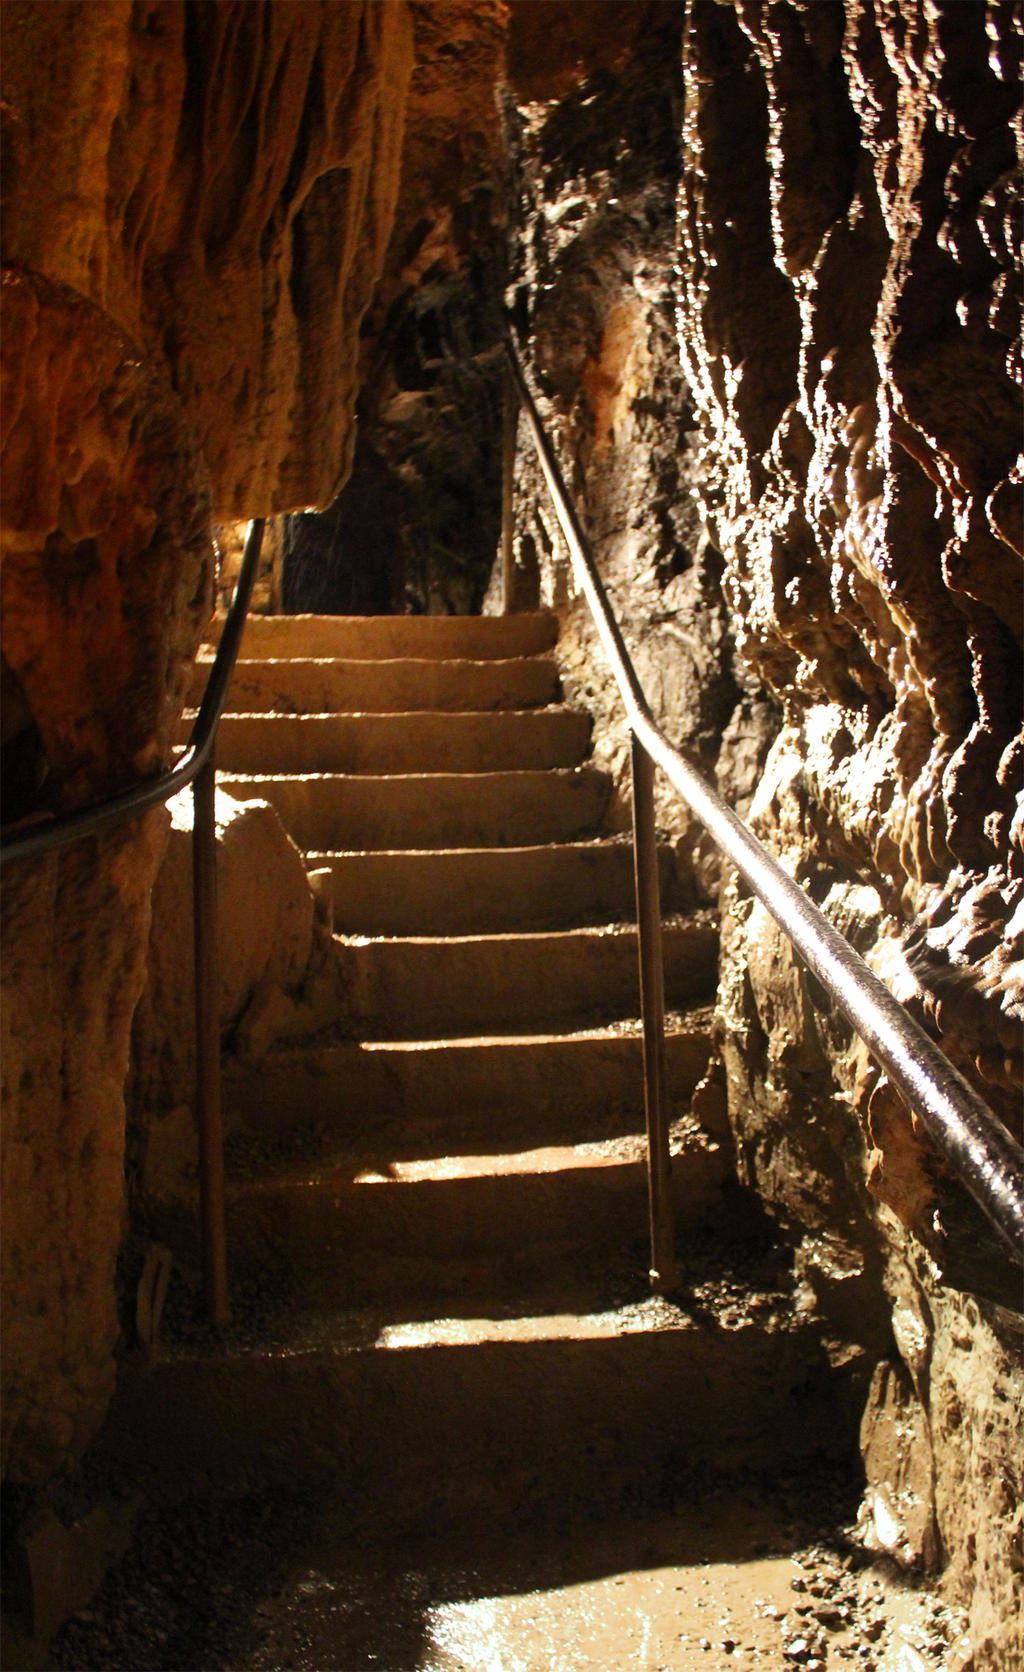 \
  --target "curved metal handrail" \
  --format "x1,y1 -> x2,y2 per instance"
504,331 -> 1024,1261
2,517 -> 266,1327
2,519 -> 266,864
